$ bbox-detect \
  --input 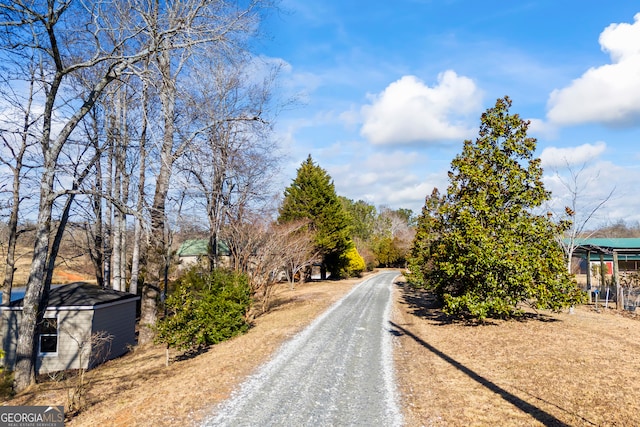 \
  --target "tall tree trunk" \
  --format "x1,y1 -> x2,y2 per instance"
139,150 -> 172,344
119,86 -> 131,293
119,181 -> 129,293
14,159 -> 56,391
104,111 -> 114,289
112,148 -> 122,291
129,81 -> 148,296
90,160 -> 105,288
138,48 -> 175,345
2,147 -> 25,306
111,91 -> 124,291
